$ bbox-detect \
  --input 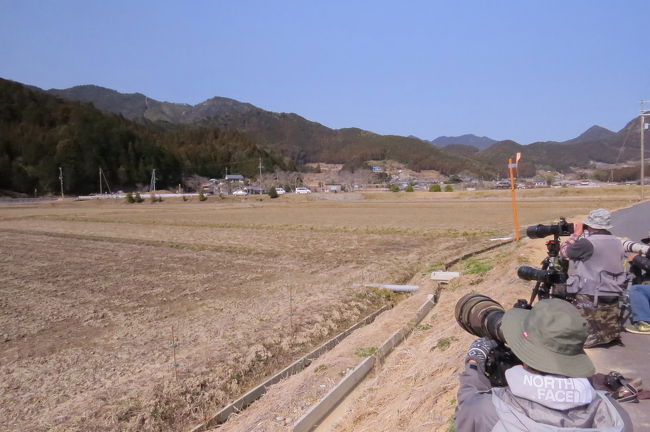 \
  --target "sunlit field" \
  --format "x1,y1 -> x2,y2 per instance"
0,186 -> 640,431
